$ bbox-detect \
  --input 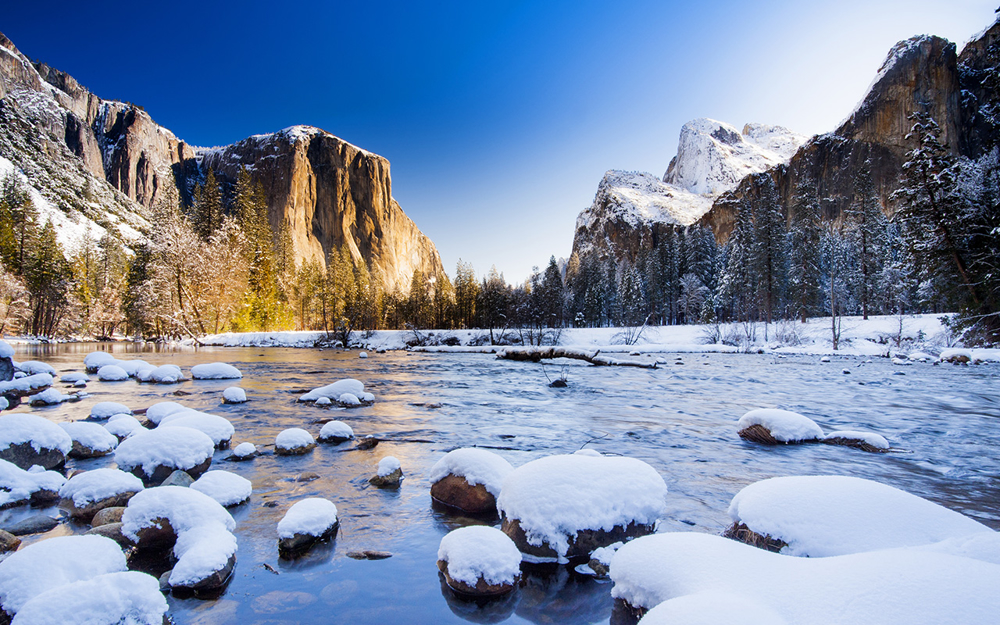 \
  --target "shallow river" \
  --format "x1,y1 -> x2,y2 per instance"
3,344 -> 999,625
